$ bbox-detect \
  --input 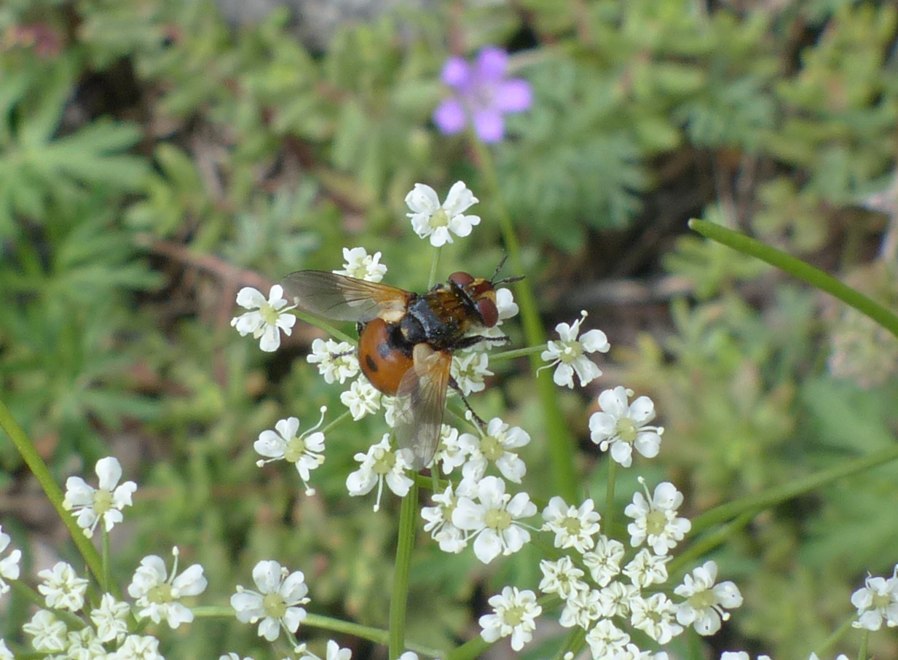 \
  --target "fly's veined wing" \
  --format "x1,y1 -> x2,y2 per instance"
280,271 -> 410,323
393,343 -> 451,470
